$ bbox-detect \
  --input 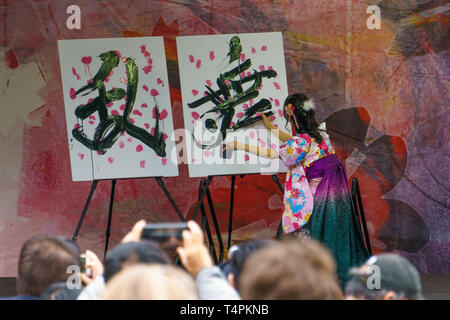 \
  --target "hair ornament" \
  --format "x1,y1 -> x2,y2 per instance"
302,99 -> 315,112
